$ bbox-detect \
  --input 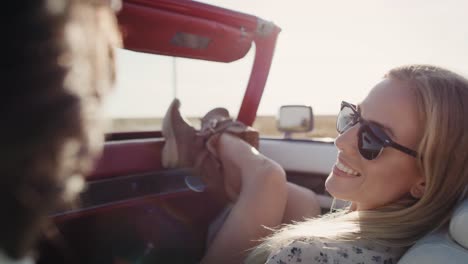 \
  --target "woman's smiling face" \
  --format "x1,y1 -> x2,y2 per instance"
325,78 -> 426,211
